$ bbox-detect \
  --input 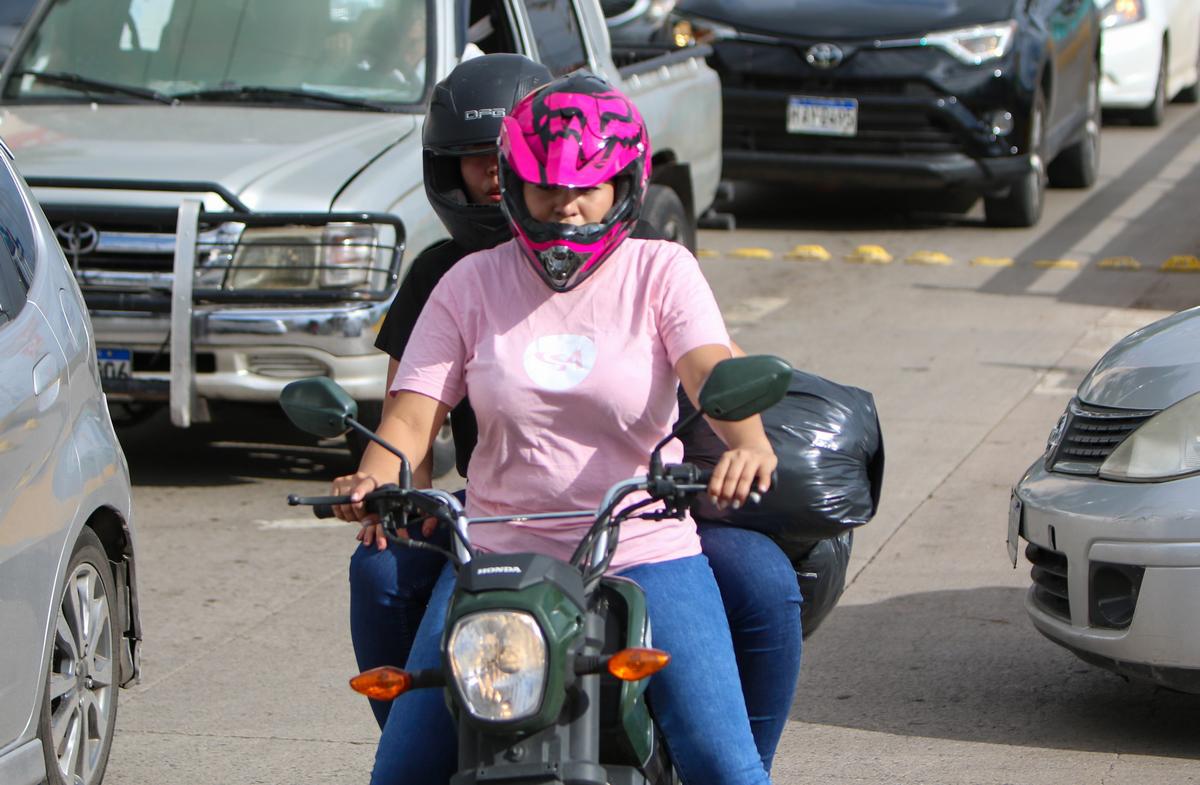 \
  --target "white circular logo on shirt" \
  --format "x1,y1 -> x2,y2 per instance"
523,334 -> 597,391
